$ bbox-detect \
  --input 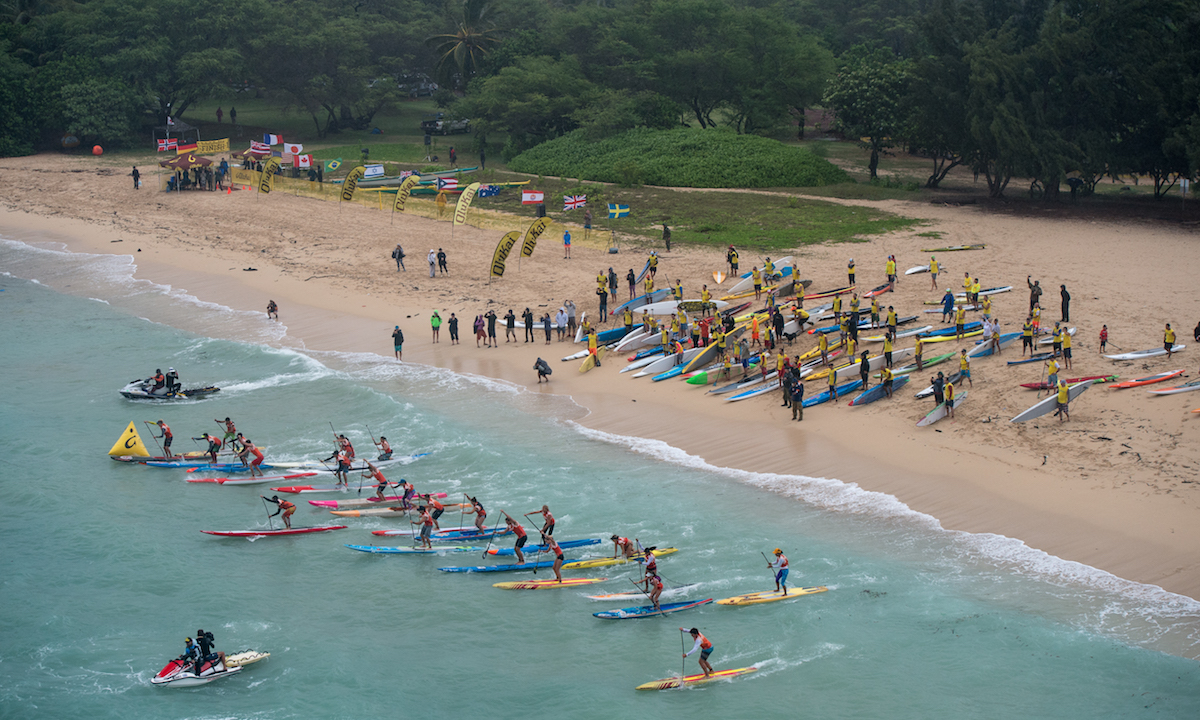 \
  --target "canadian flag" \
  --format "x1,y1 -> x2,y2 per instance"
522,191 -> 545,205
294,154 -> 312,168
283,142 -> 303,155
